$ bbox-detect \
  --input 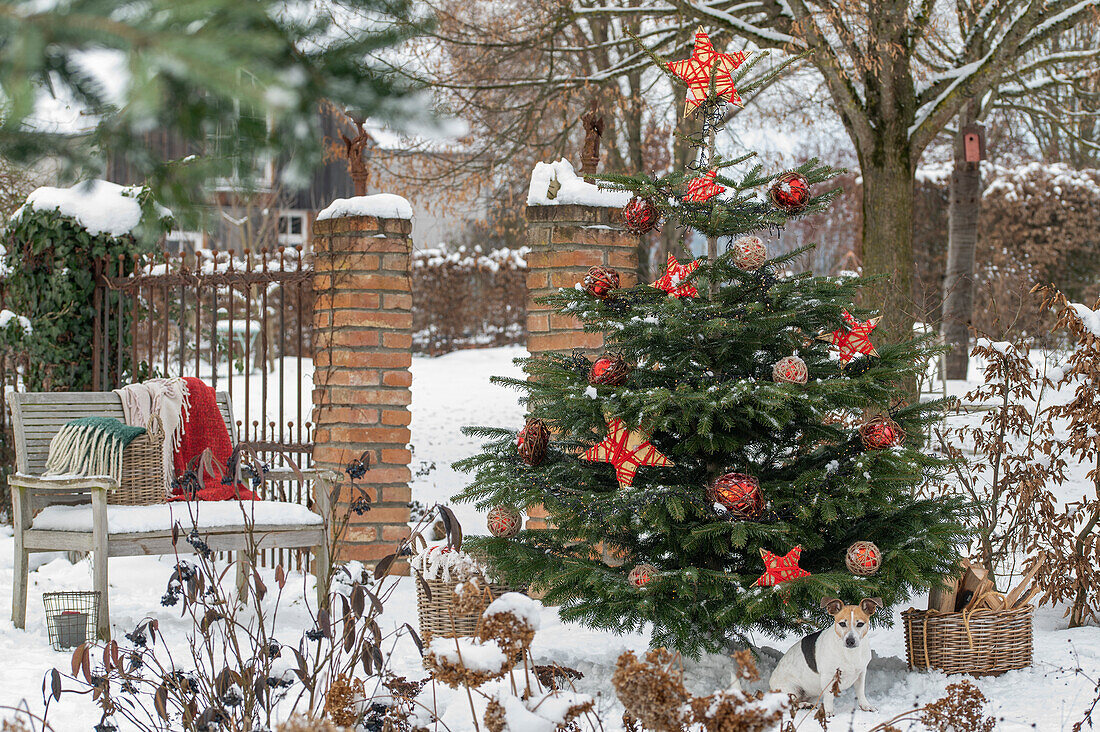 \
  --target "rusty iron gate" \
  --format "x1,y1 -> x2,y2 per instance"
92,247 -> 316,565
